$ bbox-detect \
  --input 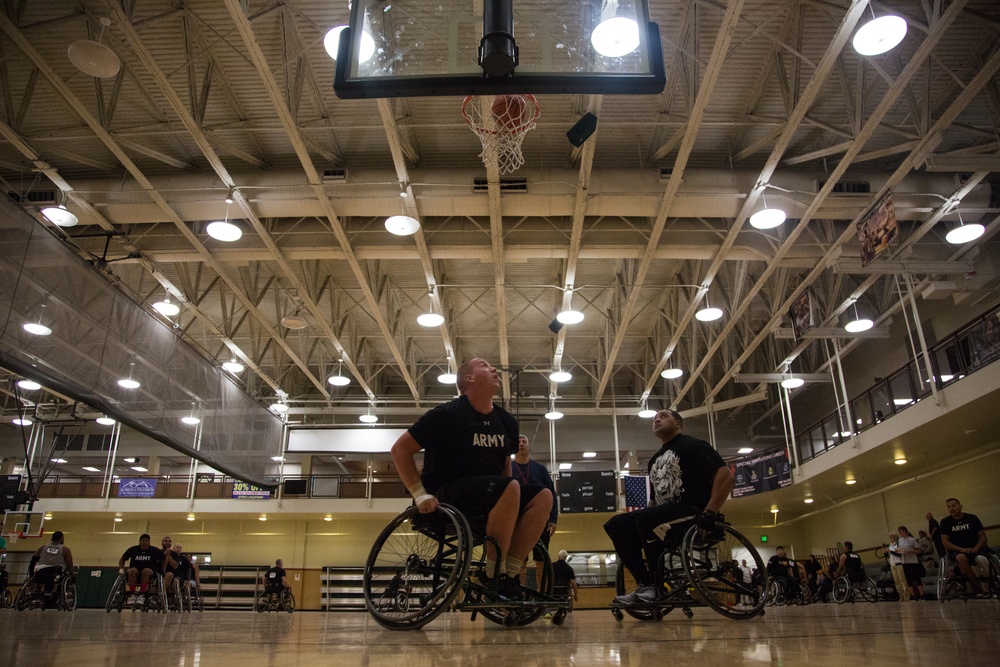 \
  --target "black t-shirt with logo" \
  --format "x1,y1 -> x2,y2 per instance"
265,566 -> 286,590
940,512 -> 985,550
121,545 -> 165,570
408,395 -> 519,493
647,433 -> 726,507
172,552 -> 192,578
767,554 -> 795,578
